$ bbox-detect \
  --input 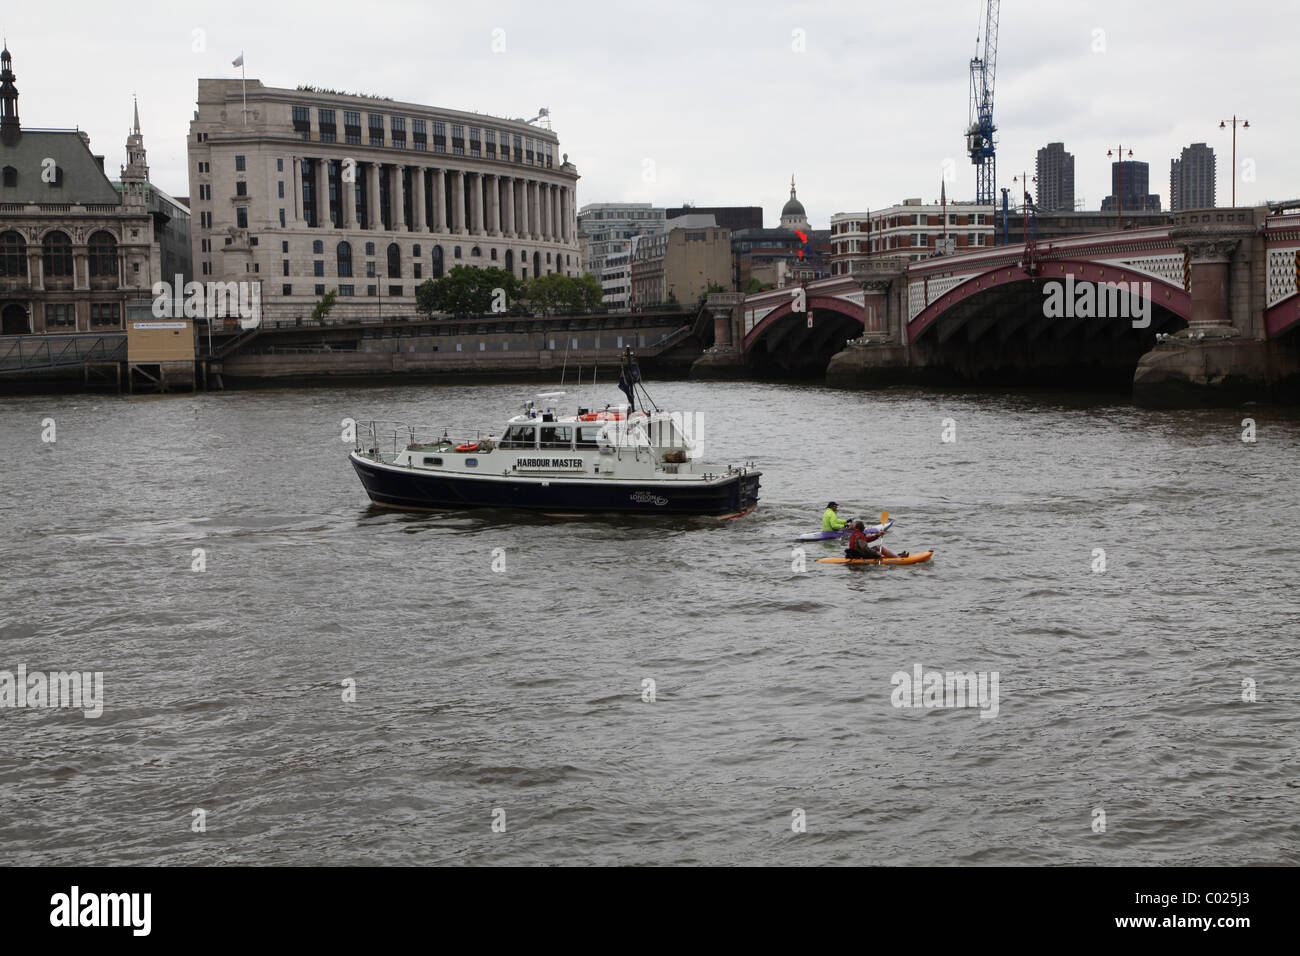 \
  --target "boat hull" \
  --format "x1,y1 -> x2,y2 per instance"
350,452 -> 761,516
